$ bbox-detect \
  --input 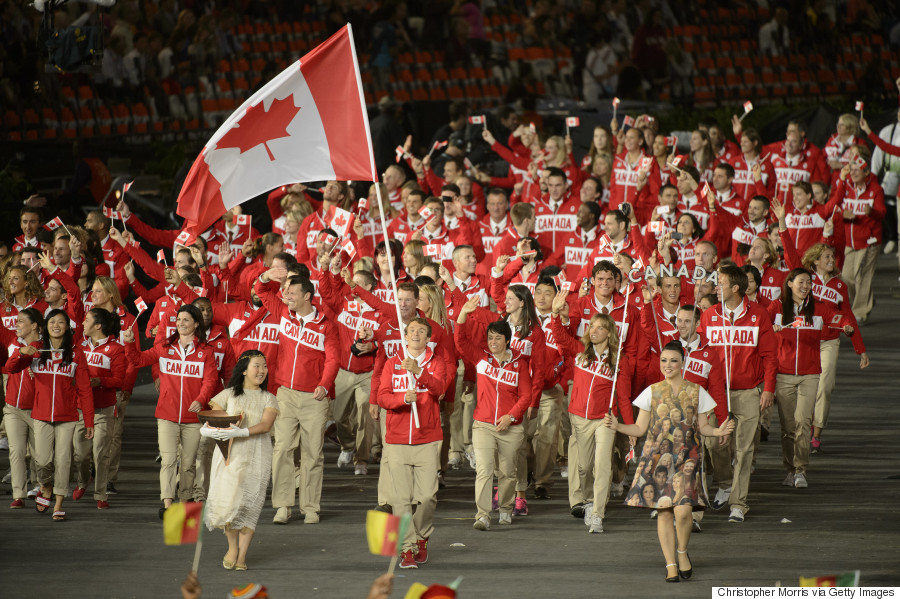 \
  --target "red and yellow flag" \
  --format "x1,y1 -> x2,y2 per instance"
799,570 -> 860,587
366,510 -> 410,556
163,502 -> 203,545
